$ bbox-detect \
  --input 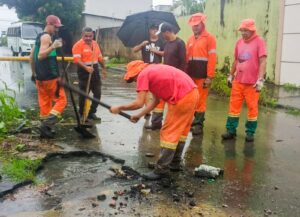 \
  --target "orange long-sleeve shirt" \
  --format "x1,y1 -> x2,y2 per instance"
186,30 -> 217,78
72,39 -> 103,65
